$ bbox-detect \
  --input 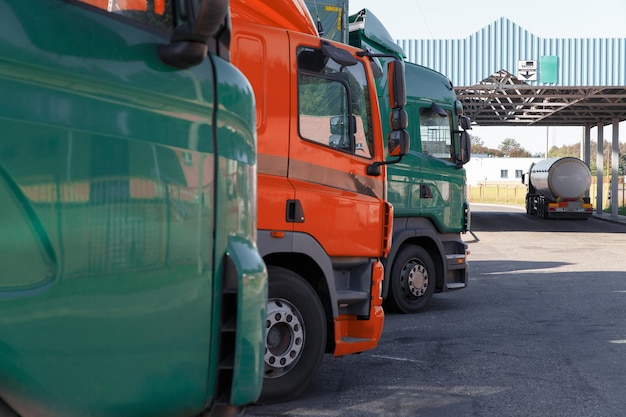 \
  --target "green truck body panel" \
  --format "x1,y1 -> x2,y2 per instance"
0,1 -> 266,416
389,63 -> 467,232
